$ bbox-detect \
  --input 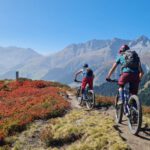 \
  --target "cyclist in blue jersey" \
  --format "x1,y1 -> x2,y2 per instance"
106,45 -> 144,107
